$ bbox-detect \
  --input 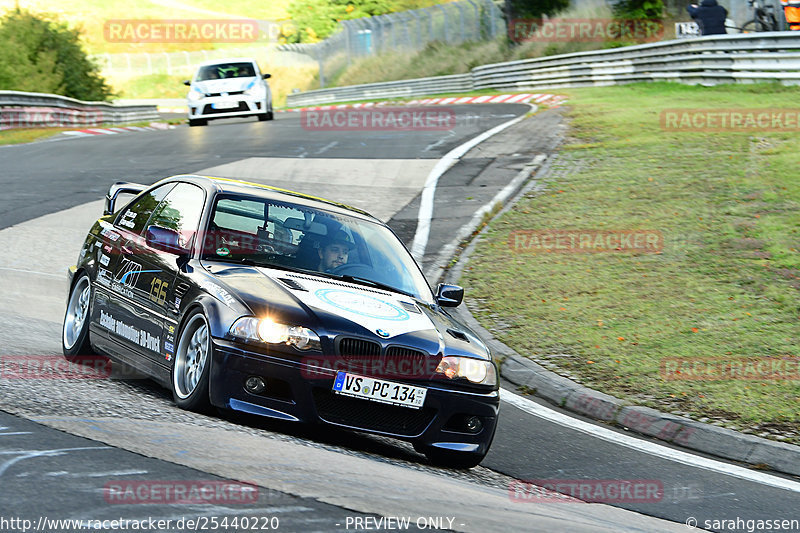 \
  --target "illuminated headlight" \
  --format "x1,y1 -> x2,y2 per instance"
229,317 -> 321,351
243,82 -> 264,97
435,356 -> 496,386
187,87 -> 204,101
